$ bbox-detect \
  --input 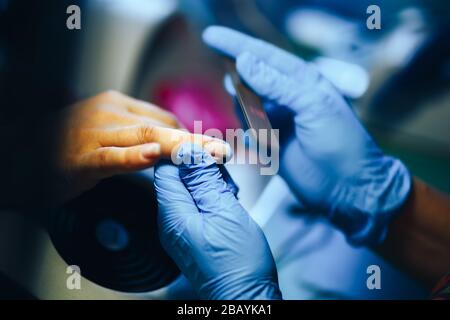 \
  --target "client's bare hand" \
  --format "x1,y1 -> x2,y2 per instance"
55,90 -> 230,201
